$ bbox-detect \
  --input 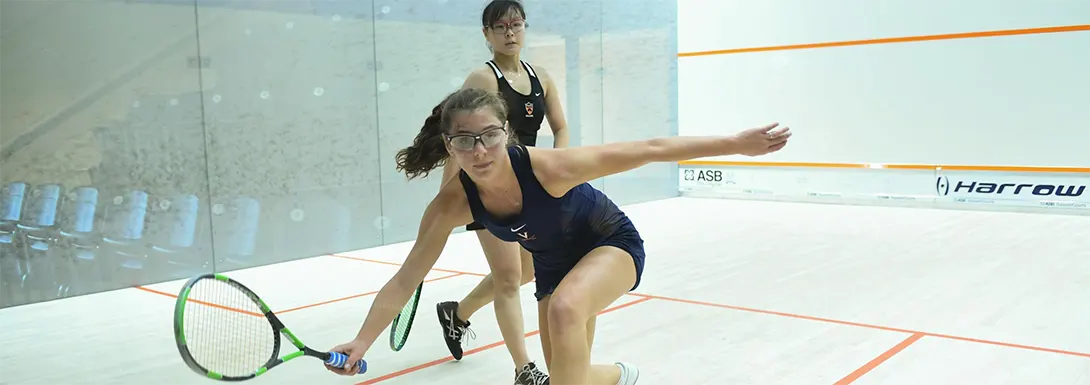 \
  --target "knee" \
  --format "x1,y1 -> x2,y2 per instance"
546,294 -> 587,337
492,268 -> 521,294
